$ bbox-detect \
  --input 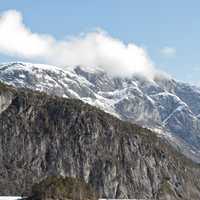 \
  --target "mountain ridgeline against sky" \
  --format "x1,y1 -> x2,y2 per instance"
0,82 -> 200,199
0,62 -> 200,162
